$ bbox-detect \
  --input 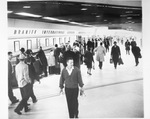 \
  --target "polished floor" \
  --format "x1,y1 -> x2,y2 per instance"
8,44 -> 143,118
